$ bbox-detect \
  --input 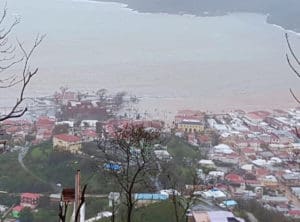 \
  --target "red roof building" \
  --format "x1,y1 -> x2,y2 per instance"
53,134 -> 82,154
12,205 -> 24,212
81,129 -> 98,142
288,210 -> 300,218
225,173 -> 244,185
21,193 -> 40,209
255,168 -> 269,178
54,134 -> 81,143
